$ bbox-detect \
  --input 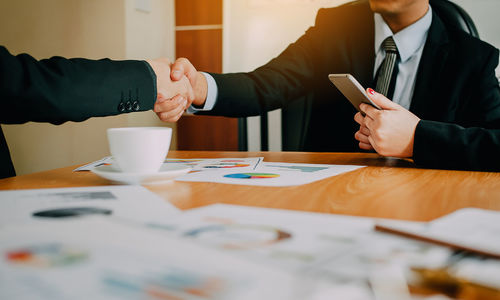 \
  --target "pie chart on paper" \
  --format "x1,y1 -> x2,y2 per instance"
224,173 -> 280,179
